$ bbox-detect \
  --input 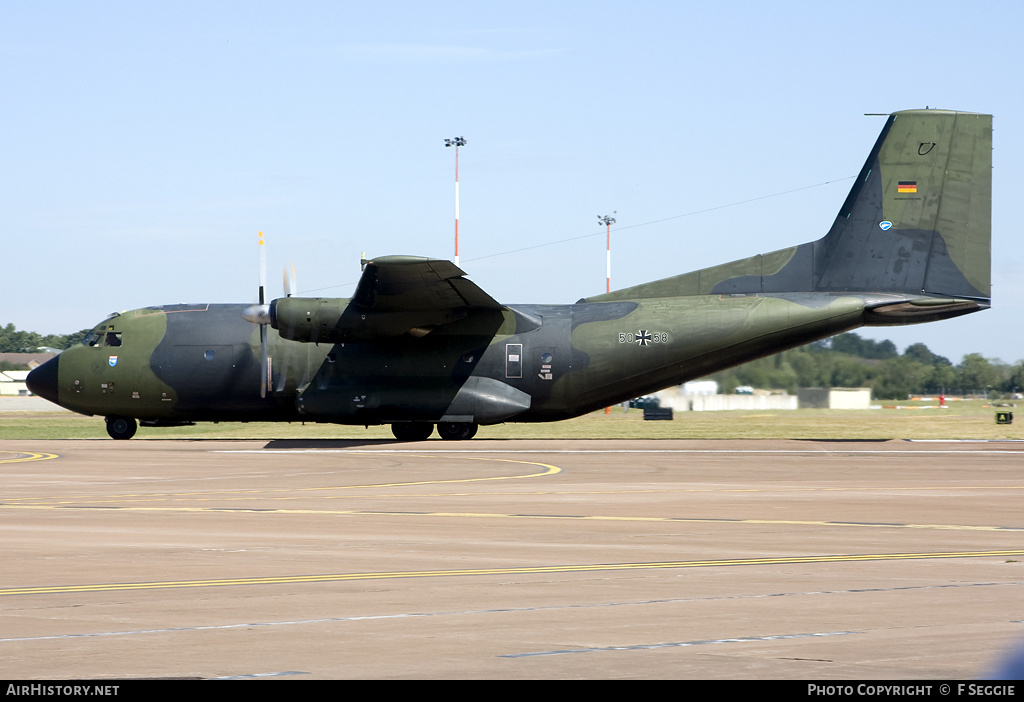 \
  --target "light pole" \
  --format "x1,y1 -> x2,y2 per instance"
598,213 -> 616,293
598,213 -> 616,415
445,137 -> 467,265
